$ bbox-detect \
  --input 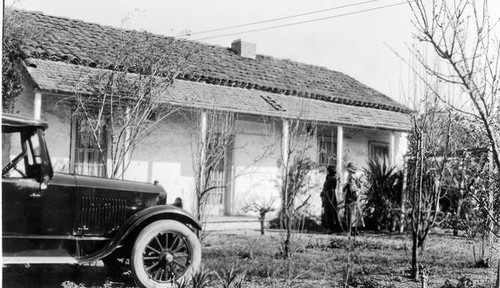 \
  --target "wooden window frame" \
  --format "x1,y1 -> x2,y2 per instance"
369,140 -> 390,162
318,132 -> 337,167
